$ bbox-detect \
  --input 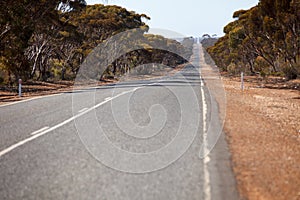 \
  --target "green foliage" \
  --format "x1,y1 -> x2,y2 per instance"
282,62 -> 300,80
101,35 -> 189,79
206,0 -> 300,79
233,10 -> 248,19
254,56 -> 269,72
2,2 -> 186,83
0,0 -> 87,82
